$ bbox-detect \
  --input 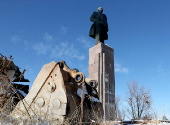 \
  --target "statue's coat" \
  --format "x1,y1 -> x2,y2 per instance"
89,12 -> 108,40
